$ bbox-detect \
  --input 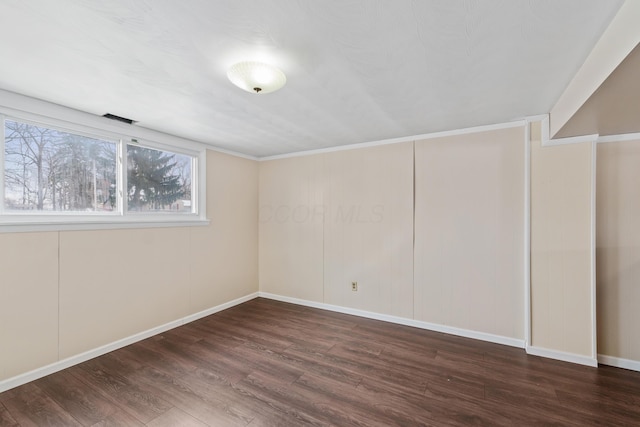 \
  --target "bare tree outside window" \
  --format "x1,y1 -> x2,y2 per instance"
4,120 -> 117,212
